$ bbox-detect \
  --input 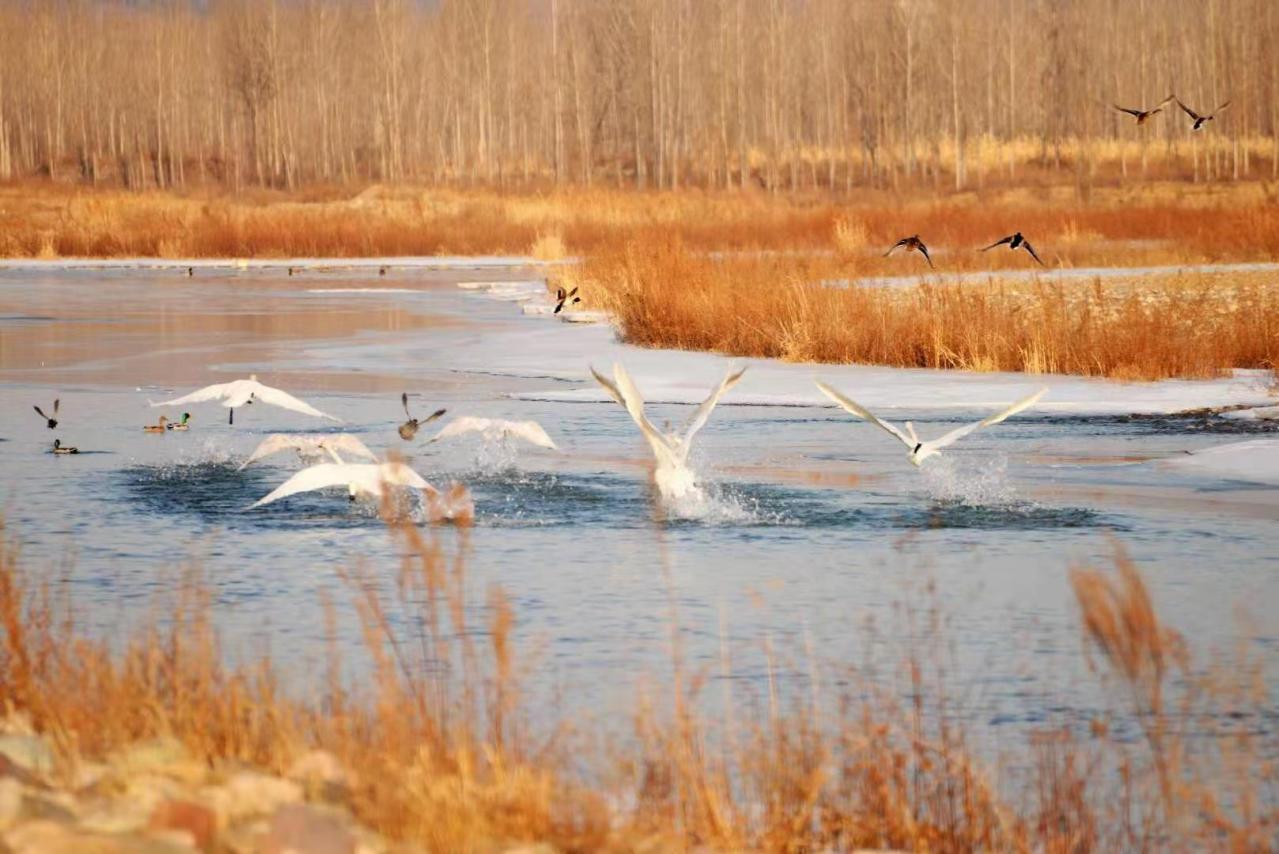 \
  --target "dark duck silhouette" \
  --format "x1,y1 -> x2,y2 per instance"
554,286 -> 581,314
981,232 -> 1045,266
1175,97 -> 1230,131
1113,96 -> 1174,125
398,392 -> 447,441
34,399 -> 59,429
884,235 -> 934,269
